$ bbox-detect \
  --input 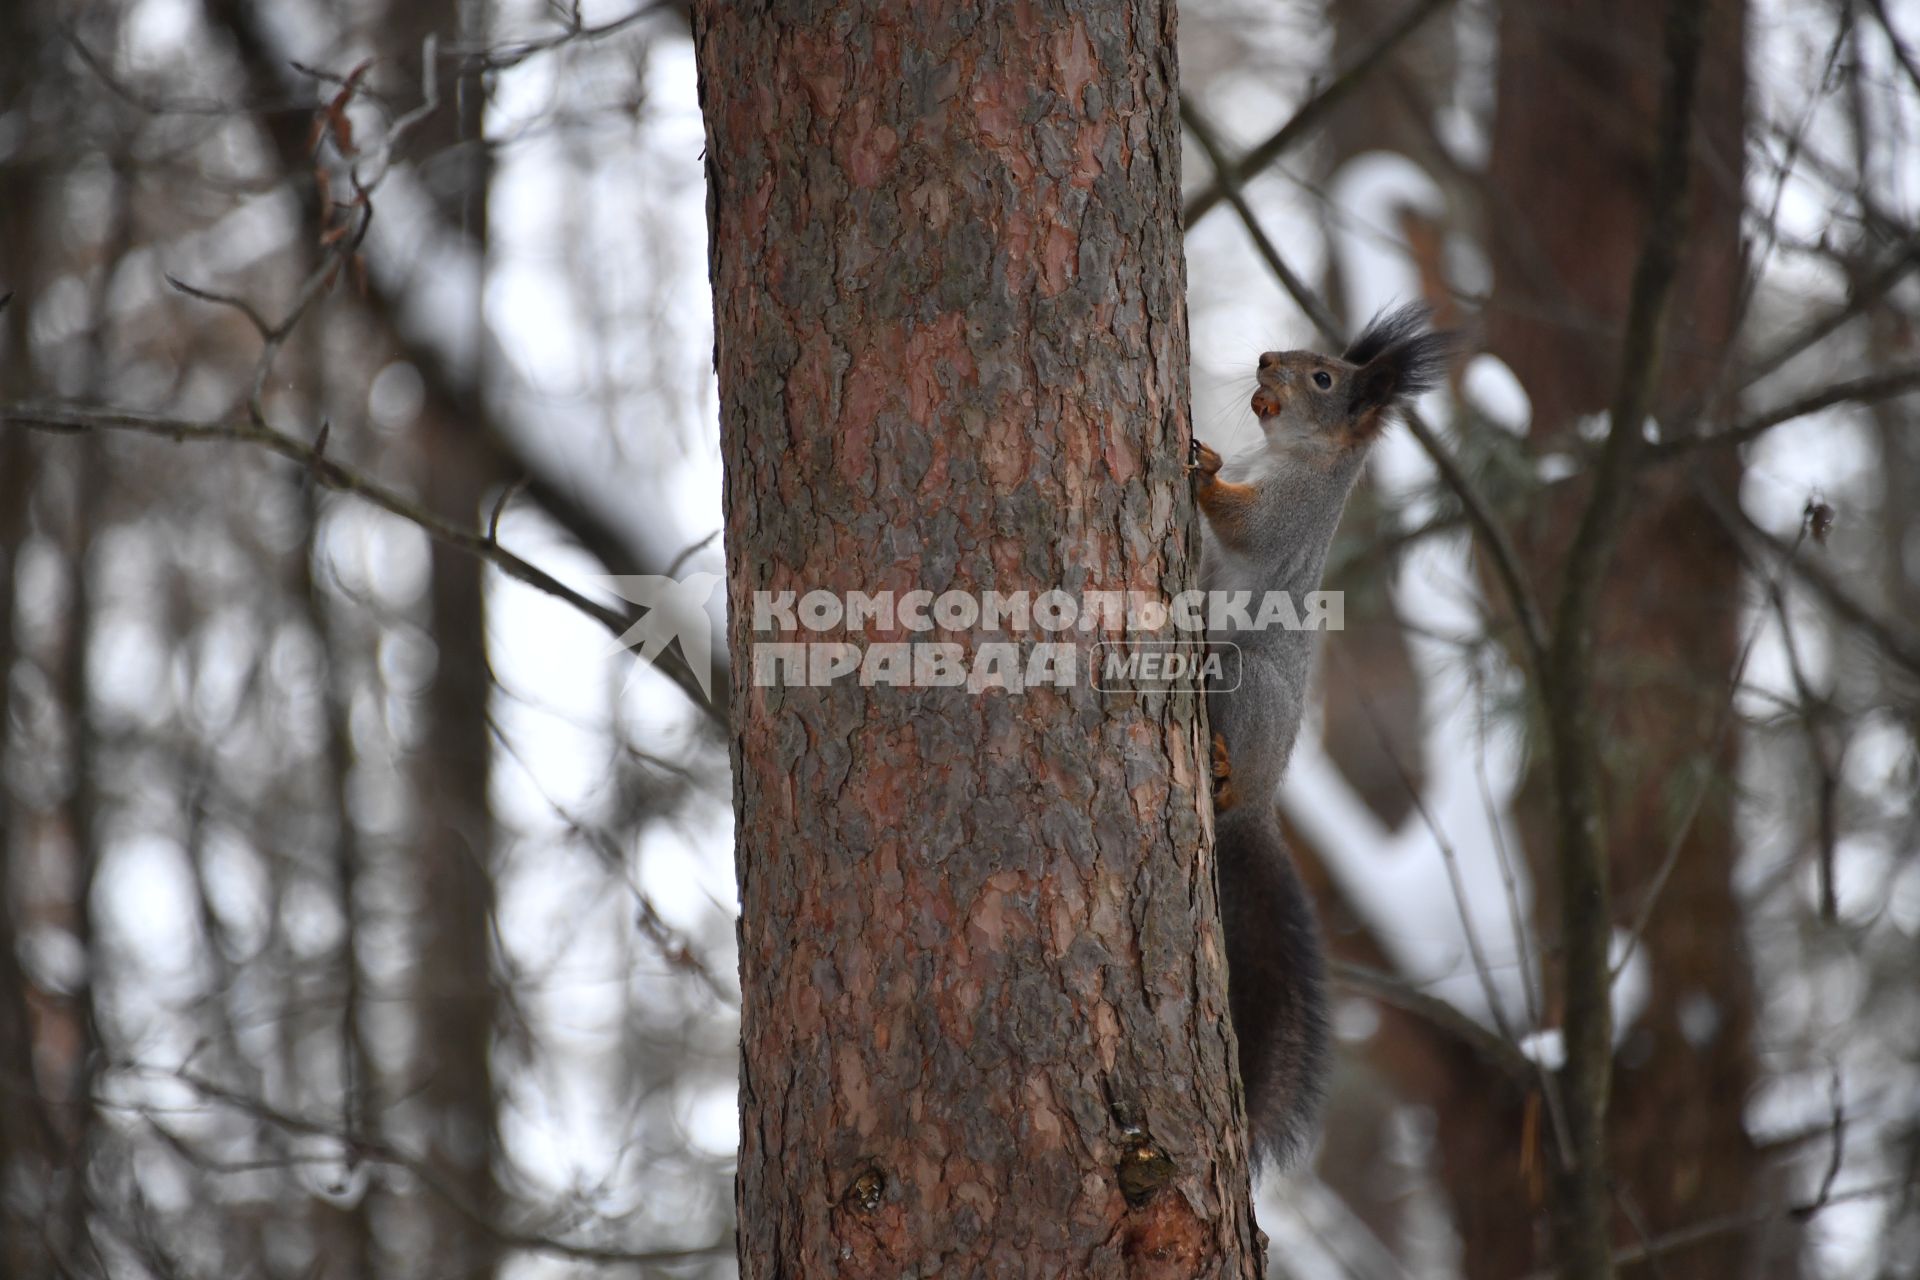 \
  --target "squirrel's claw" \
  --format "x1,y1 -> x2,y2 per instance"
1188,439 -> 1223,479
